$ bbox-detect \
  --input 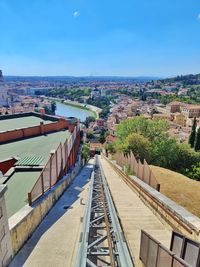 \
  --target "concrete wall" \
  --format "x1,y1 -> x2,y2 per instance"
8,153 -> 82,256
105,156 -> 200,242
0,185 -> 13,267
